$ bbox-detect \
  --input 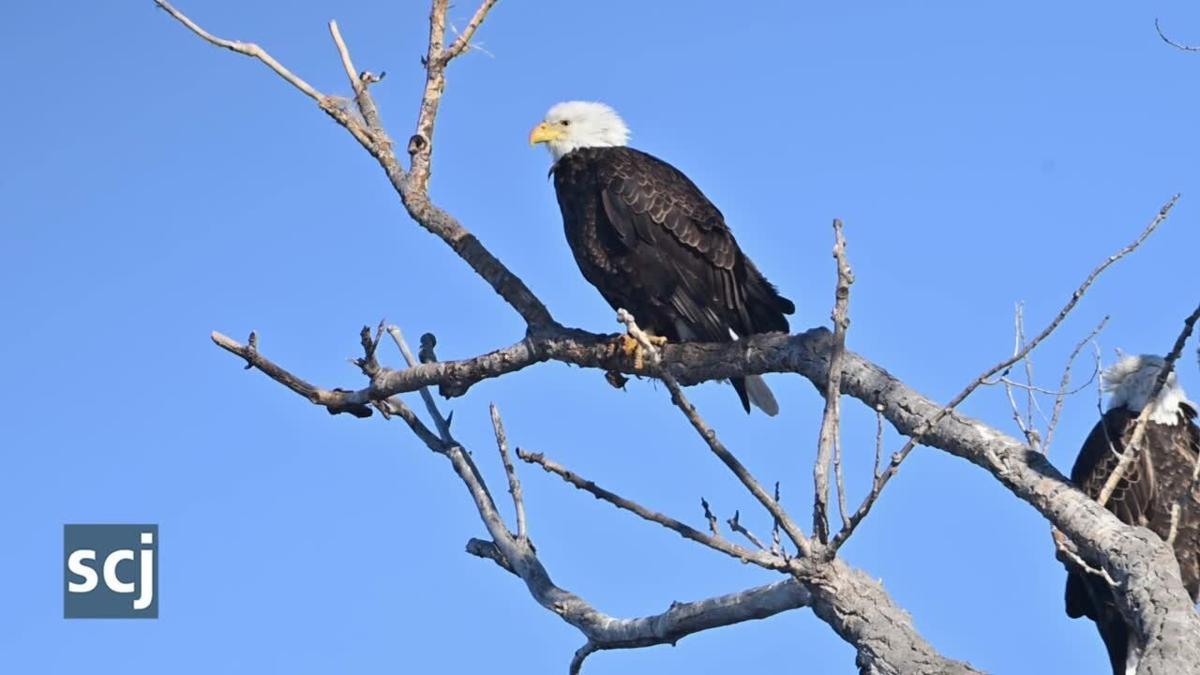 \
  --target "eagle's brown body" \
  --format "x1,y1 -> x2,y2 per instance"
550,146 -> 793,412
1066,402 -> 1200,674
